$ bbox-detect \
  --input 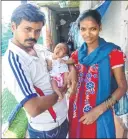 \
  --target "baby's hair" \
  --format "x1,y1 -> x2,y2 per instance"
62,42 -> 70,56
